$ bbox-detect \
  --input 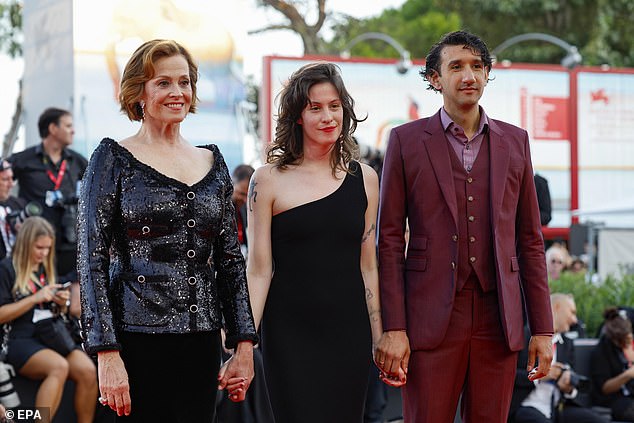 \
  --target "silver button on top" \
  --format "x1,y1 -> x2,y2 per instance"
188,276 -> 197,285
467,177 -> 473,183
187,191 -> 196,200
187,249 -> 196,258
468,216 -> 475,222
187,219 -> 196,228
189,304 -> 199,313
468,196 -> 474,202
142,226 -> 150,234
137,275 -> 146,283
